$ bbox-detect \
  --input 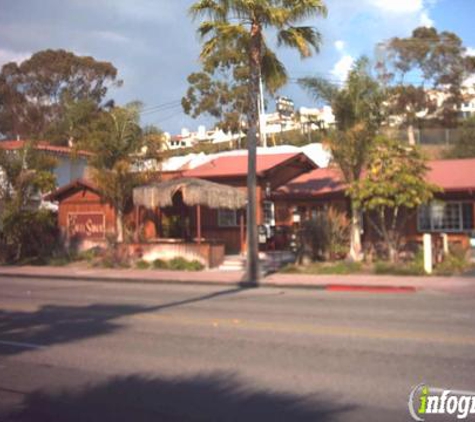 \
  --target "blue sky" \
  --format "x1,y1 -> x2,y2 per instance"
1,0 -> 474,134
